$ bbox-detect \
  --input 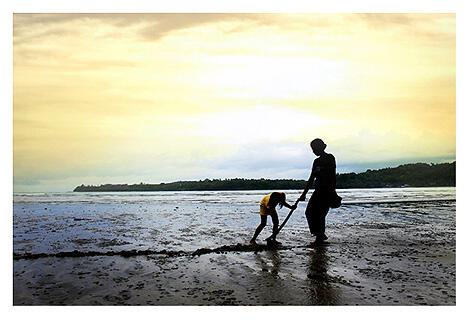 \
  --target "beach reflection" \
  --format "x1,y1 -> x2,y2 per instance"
306,245 -> 340,305
251,250 -> 287,304
254,250 -> 281,277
